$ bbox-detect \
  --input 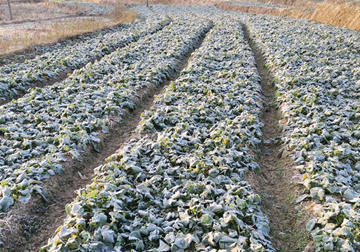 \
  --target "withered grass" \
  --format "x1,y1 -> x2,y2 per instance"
0,2 -> 137,56
217,0 -> 360,31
